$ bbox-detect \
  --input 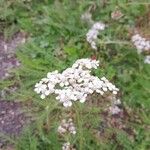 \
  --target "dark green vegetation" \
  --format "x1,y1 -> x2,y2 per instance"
0,0 -> 150,150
